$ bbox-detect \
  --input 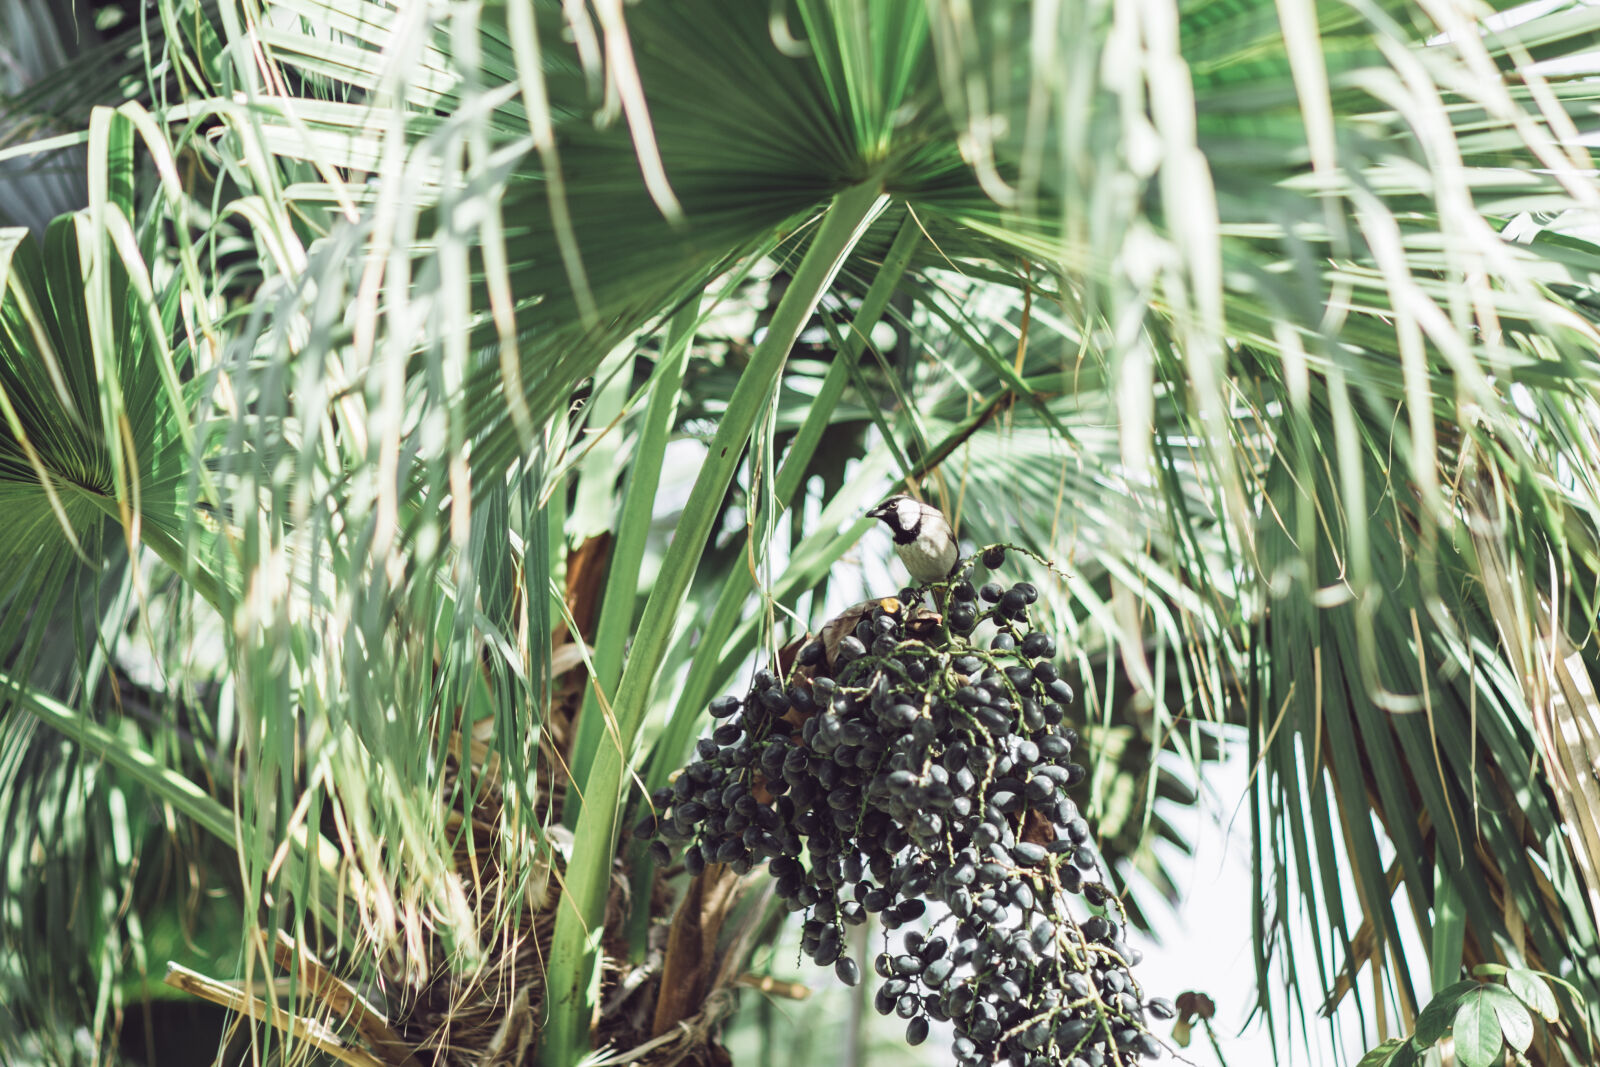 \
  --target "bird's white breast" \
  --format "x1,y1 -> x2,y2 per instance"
896,528 -> 958,582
